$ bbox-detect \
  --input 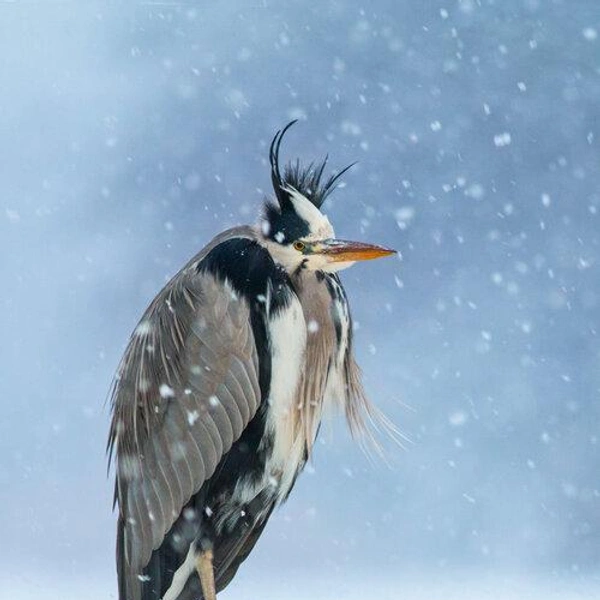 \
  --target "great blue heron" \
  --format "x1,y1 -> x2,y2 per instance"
108,121 -> 396,600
